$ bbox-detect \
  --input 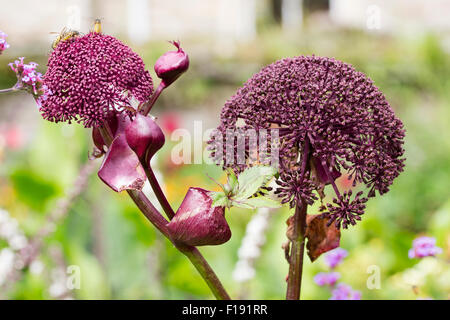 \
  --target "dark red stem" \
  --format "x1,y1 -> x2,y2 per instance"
286,138 -> 310,300
140,82 -> 165,116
